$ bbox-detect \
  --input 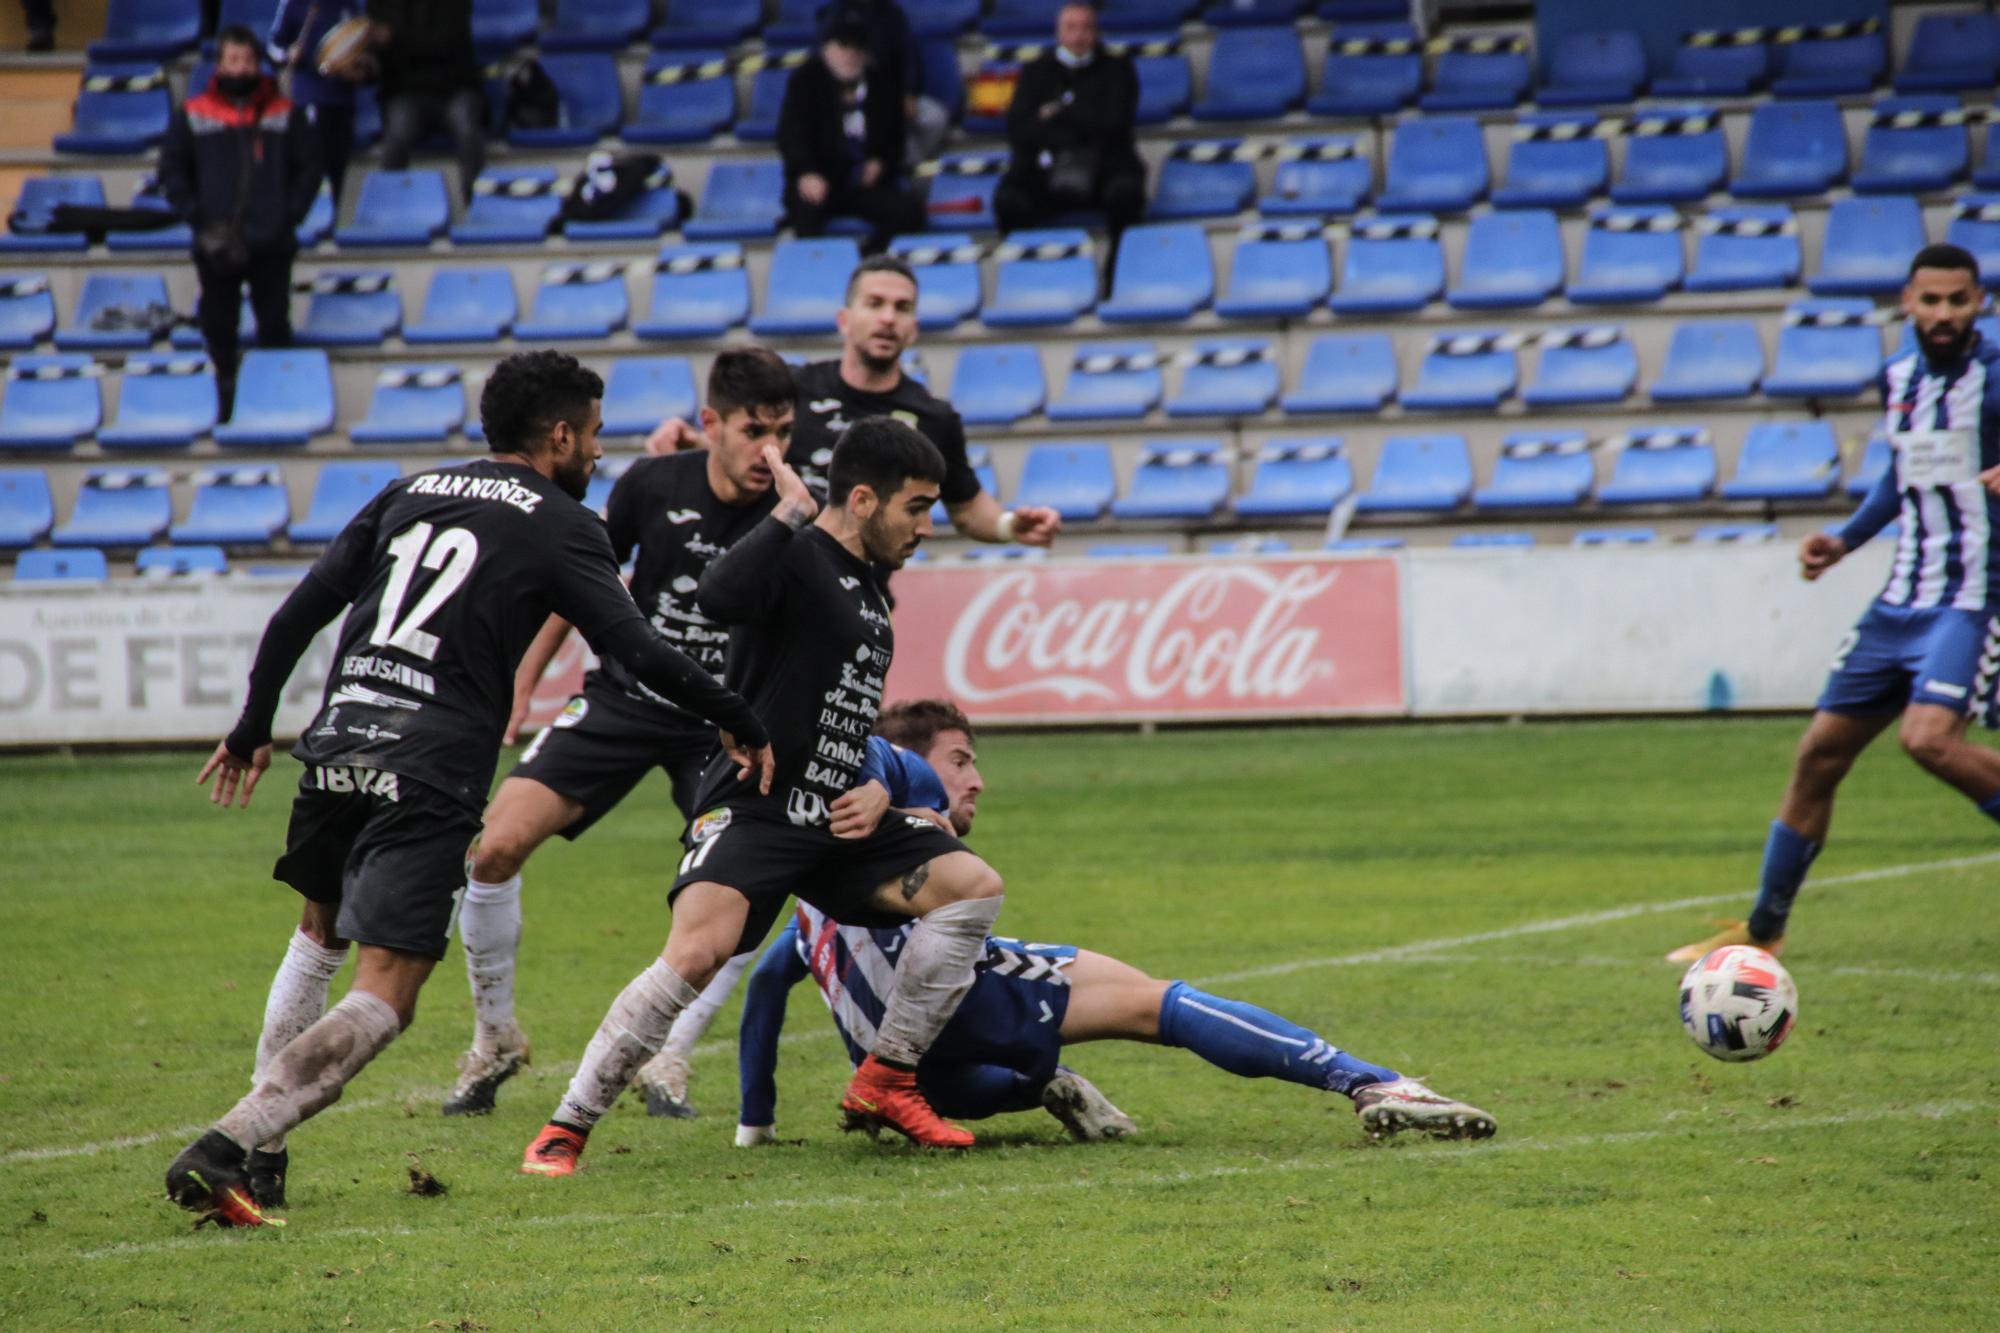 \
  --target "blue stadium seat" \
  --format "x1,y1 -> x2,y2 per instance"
734,61 -> 796,142
1401,333 -> 1517,412
448,168 -> 560,245
958,544 -> 1046,562
1131,39 -> 1192,126
170,466 -> 288,545
1216,223 -> 1331,319
1450,531 -> 1534,549
1771,31 -> 1884,98
508,54 -> 624,147
290,460 -> 400,543
135,544 -> 228,575
920,151 -> 1006,231
600,357 -> 698,437
983,0 -> 1067,38
1100,223 -> 1213,322
1609,106 -> 1725,203
1166,340 -> 1279,418
1234,439 -> 1352,518
1088,541 -> 1174,558
1472,431 -> 1593,509
1421,37 -> 1531,111
1762,300 -> 1883,399
1150,145 -> 1256,221
985,230 -> 1097,328
1192,26 -> 1305,121
1492,114 -> 1608,208
1011,442 -> 1116,521
1810,196 -> 1928,297
0,273 -> 55,349
949,344 -> 1046,425
0,177 -> 104,253
1259,137 -> 1370,216
684,160 -> 785,239
1946,196 -> 2000,286
564,162 -> 683,242
1203,0 -> 1304,27
0,355 -> 101,448
1102,0 -> 1201,32
335,169 -> 449,247
55,64 -> 171,155
1721,421 -> 1840,499
1355,434 -> 1473,512
212,0 -> 278,41
542,0 -> 649,51
889,234 -> 982,330
298,271 -> 397,346
471,0 -> 541,50
1538,29 -> 1646,106
1447,209 -> 1563,309
1309,23 -> 1422,116
405,267 -> 517,344
1327,214 -> 1442,313
1567,207 -> 1683,304
1653,38 -> 1769,97
514,261 -> 630,340
1897,12 -> 2000,92
1685,205 -> 1800,292
56,272 -> 171,351
1377,117 -> 1488,213
1845,435 -> 1891,498
907,0 -> 983,37
1111,439 -> 1230,520
1048,343 -> 1163,421
0,467 -> 55,546
15,547 -> 107,580
1694,523 -> 1779,544
295,183 -> 334,248
53,468 -> 169,546
654,0 -> 762,48
213,349 -> 334,447
1650,321 -> 1764,401
1977,134 -> 2000,192
630,50 -> 737,144
1208,536 -> 1294,555
91,0 -> 202,59
1327,535 -> 1403,551
100,355 -> 216,449
635,243 -> 749,339
1573,527 -> 1655,547
1733,100 -> 1847,198
1597,426 -> 1717,504
1522,328 -> 1637,407
750,238 -> 861,337
1852,96 -> 1969,194
349,366 -> 466,444
1280,333 -> 1396,413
